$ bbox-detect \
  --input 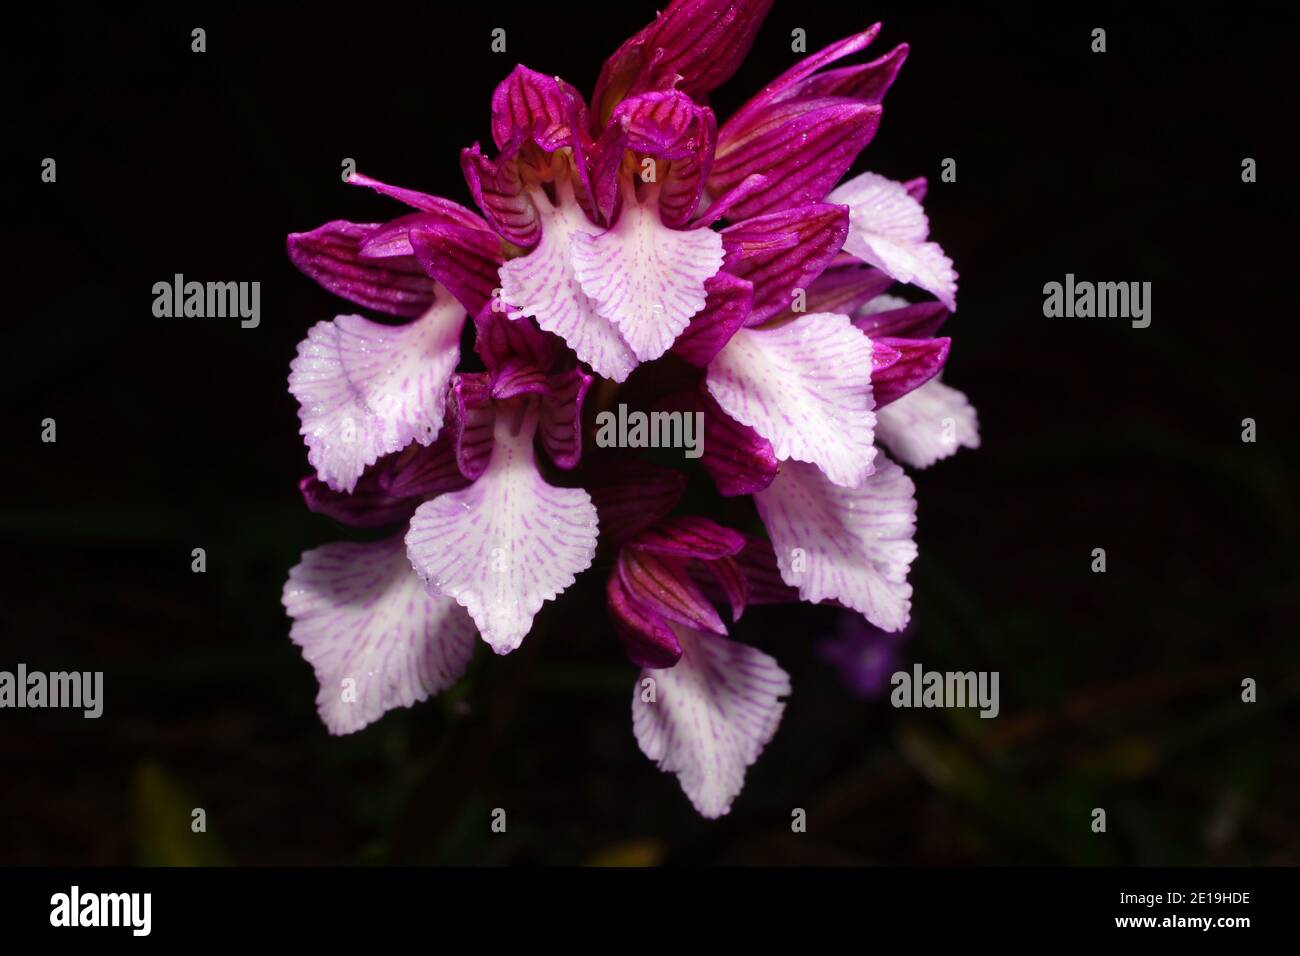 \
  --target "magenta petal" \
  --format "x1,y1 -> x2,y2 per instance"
609,90 -> 702,156
659,106 -> 717,228
539,366 -> 591,470
287,221 -> 435,318
585,120 -> 632,224
587,460 -> 688,546
618,548 -> 727,636
796,263 -> 895,318
355,212 -> 427,259
705,555 -> 748,623
725,26 -> 880,130
608,571 -> 683,669
671,272 -> 753,367
593,91 -> 717,228
298,473 -> 416,528
722,204 -> 849,324
854,298 -> 950,339
474,309 -> 555,373
460,142 -> 541,248
629,516 -> 745,561
788,42 -> 909,105
872,337 -> 903,370
710,100 -> 882,218
346,172 -> 487,227
688,386 -> 780,497
694,173 -> 769,227
376,436 -> 469,500
491,65 -> 589,153
408,223 -> 504,317
489,358 -> 550,404
735,532 -> 800,605
592,0 -> 774,123
448,373 -> 496,481
871,336 -> 950,407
